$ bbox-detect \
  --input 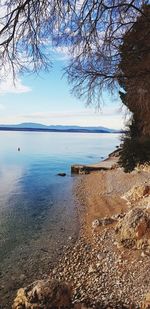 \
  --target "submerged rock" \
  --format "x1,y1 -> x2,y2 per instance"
57,173 -> 66,177
116,208 -> 150,249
